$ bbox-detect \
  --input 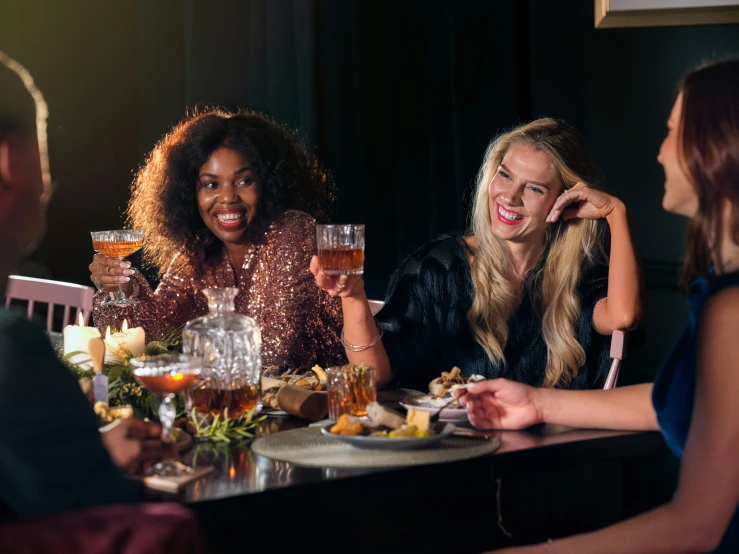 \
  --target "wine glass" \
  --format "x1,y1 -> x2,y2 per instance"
90,229 -> 144,306
131,354 -> 201,476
